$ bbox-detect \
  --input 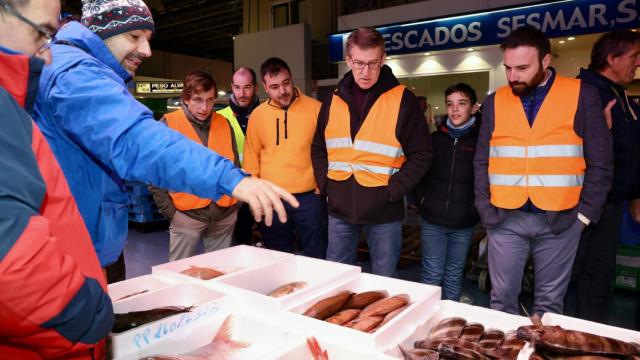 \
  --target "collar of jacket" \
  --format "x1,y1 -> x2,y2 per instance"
0,45 -> 44,113
229,93 -> 260,115
578,67 -> 627,94
55,21 -> 132,83
266,87 -> 301,110
335,64 -> 400,104
180,102 -> 212,130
